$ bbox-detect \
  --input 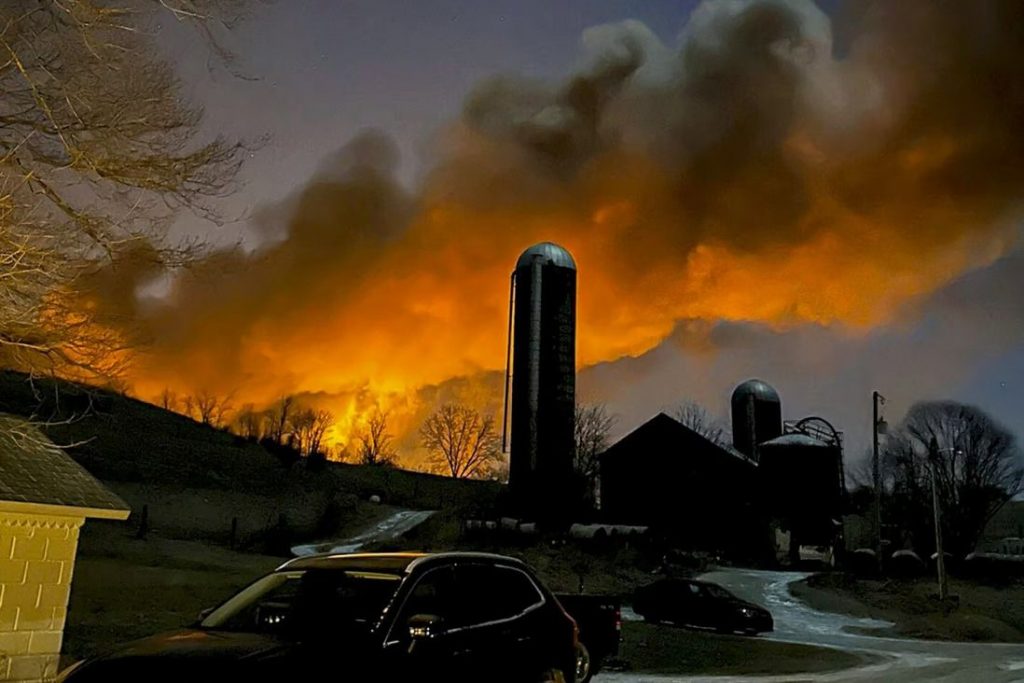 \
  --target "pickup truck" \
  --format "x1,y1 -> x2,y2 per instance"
57,552 -> 577,683
555,593 -> 621,683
